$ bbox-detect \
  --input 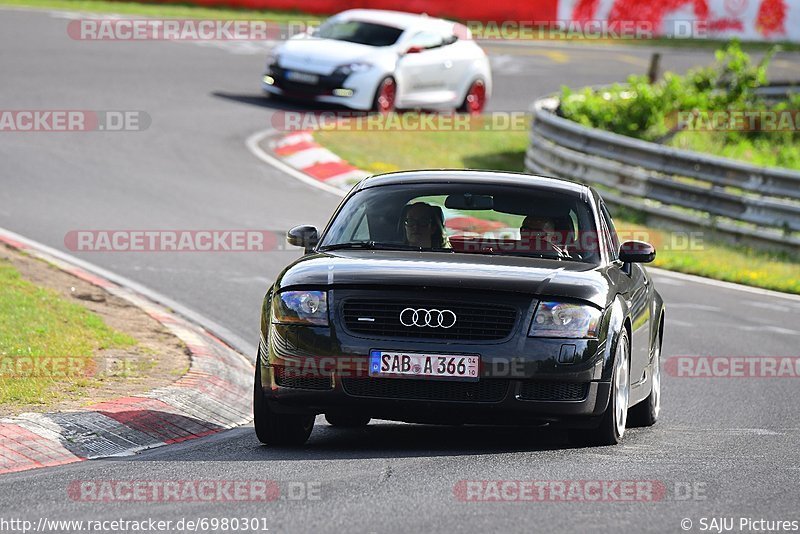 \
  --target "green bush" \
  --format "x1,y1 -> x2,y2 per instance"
558,41 -> 800,170
558,41 -> 784,142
